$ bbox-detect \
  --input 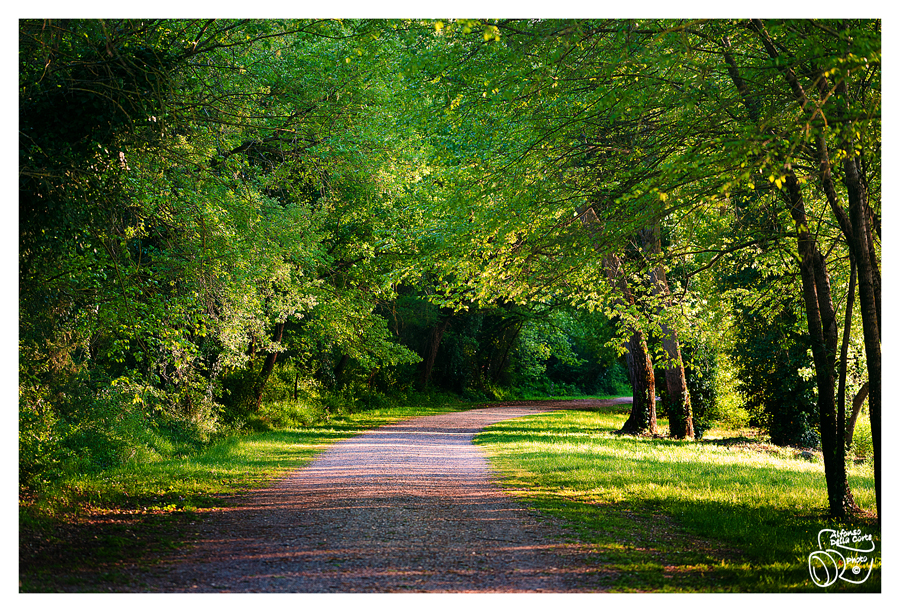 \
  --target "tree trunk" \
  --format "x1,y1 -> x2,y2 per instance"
641,226 -> 694,439
734,22 -> 863,517
783,174 -> 856,517
844,153 -> 881,520
420,313 -> 452,390
253,321 -> 285,411
845,382 -> 870,450
603,253 -> 657,435
813,145 -> 878,506
334,353 -> 350,386
837,257 -> 856,453
660,333 -> 693,439
618,330 -> 657,435
811,72 -> 880,512
578,206 -> 657,436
